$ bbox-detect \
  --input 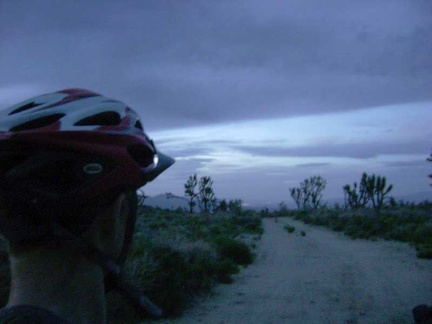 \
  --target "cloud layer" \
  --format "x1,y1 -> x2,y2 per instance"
1,0 -> 431,130
146,102 -> 432,204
